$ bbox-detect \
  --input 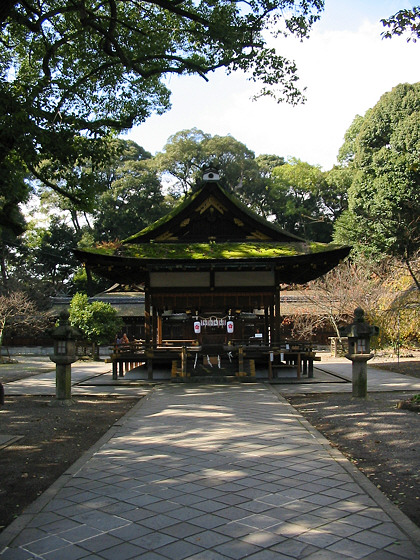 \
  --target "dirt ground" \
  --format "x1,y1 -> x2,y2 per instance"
0,354 -> 419,535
